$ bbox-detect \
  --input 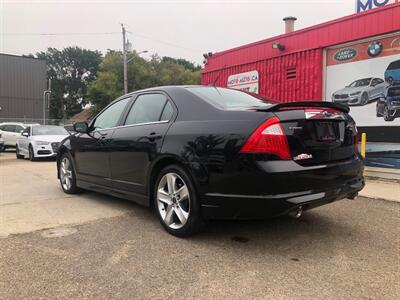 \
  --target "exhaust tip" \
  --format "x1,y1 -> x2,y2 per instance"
289,206 -> 303,219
